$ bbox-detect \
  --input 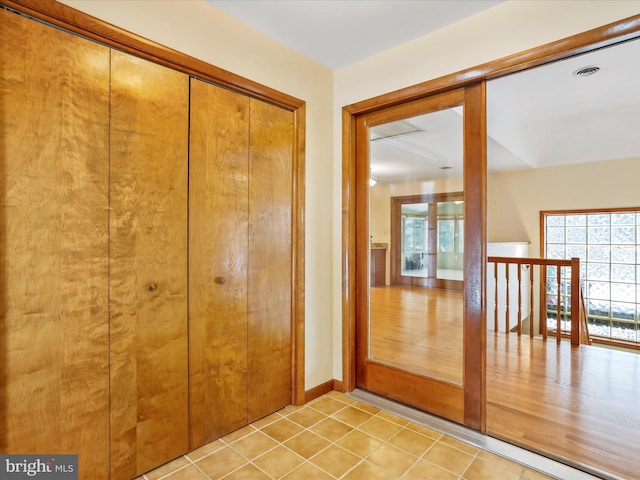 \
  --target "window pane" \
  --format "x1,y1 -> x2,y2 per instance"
588,245 -> 610,262
547,215 -> 564,227
587,281 -> 610,300
611,245 -> 635,264
567,227 -> 586,243
566,244 -> 586,261
547,244 -> 565,259
612,226 -> 635,244
588,226 -> 610,244
567,214 -> 586,226
611,264 -> 635,283
547,226 -> 565,243
611,301 -> 635,320
588,214 -> 610,226
438,220 -> 454,252
611,320 -> 636,341
611,283 -> 635,303
589,318 -> 611,338
587,263 -> 609,281
587,299 -> 610,317
612,213 -> 635,225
